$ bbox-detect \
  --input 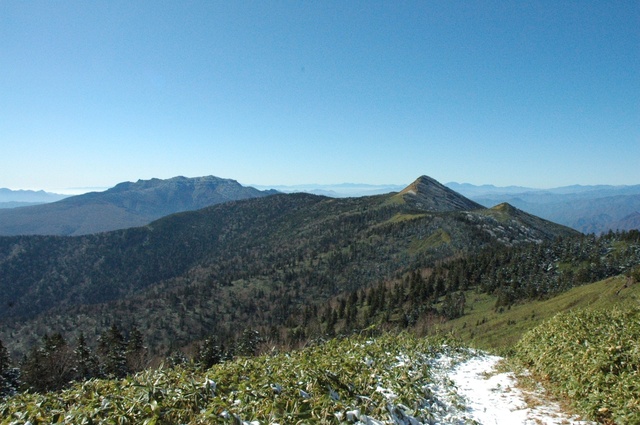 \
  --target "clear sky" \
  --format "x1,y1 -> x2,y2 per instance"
2,1 -> 638,193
